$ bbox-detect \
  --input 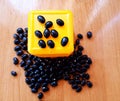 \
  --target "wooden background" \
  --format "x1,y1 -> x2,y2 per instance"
0,0 -> 120,101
